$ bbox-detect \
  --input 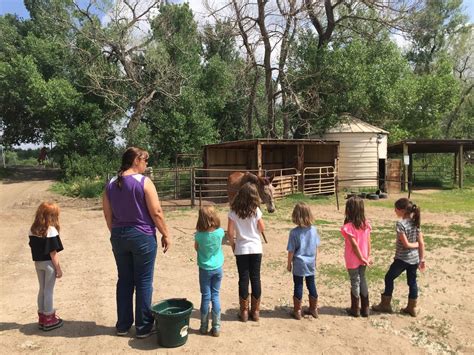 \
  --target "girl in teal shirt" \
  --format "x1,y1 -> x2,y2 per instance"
194,206 -> 225,337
